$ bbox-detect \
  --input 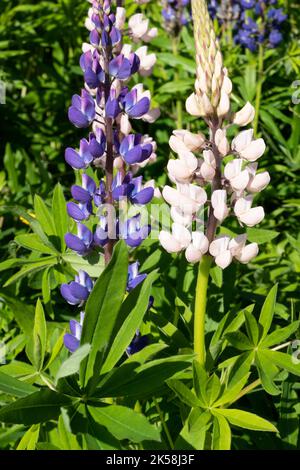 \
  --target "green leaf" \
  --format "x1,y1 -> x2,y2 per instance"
56,344 -> 91,383
258,285 -> 278,340
214,409 -> 278,432
193,361 -> 208,405
225,331 -> 254,350
80,241 -> 128,391
247,228 -> 279,245
167,379 -> 202,407
15,234 -> 57,254
34,194 -> 57,238
0,371 -> 37,397
16,424 -> 40,450
244,310 -> 259,345
263,350 -> 300,376
28,299 -> 47,371
0,390 -> 73,424
255,351 -> 281,396
3,256 -> 57,287
102,271 -> 158,373
206,374 -> 222,406
52,183 -> 68,252
260,321 -> 300,348
62,252 -> 105,278
88,405 -> 161,443
214,374 -> 250,407
95,356 -> 192,398
212,415 -> 231,450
